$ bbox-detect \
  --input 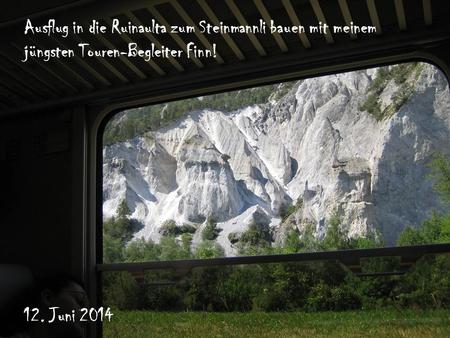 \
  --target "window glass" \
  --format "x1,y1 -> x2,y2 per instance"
102,62 -> 450,264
